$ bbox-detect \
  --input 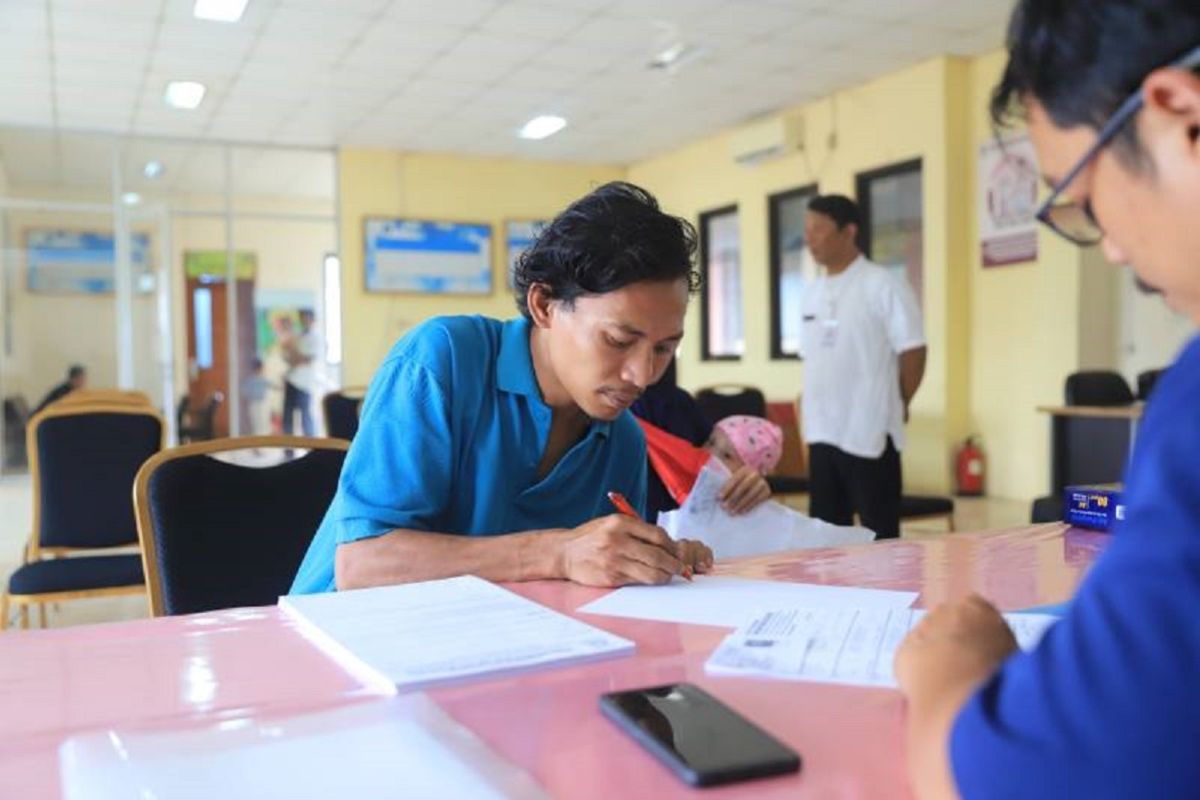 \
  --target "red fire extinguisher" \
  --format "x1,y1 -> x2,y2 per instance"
955,437 -> 986,496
